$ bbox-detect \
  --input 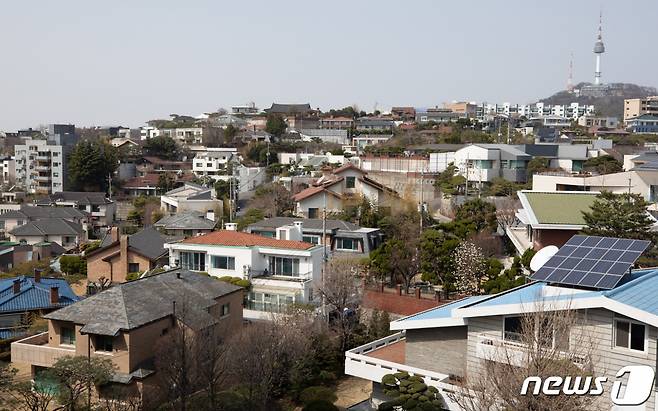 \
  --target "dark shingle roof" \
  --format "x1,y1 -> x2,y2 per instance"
154,211 -> 216,230
267,103 -> 311,114
127,227 -> 169,260
44,269 -> 242,335
0,205 -> 87,221
10,218 -> 83,236
0,276 -> 79,313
